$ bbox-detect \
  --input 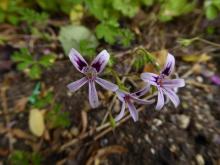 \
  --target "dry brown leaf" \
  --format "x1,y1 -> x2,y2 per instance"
11,128 -> 33,140
14,97 -> 28,112
0,148 -> 9,157
86,145 -> 127,165
182,53 -> 211,63
80,110 -> 88,135
143,49 -> 168,73
29,109 -> 45,137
